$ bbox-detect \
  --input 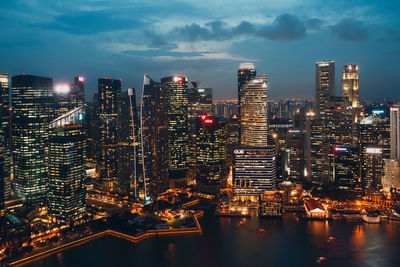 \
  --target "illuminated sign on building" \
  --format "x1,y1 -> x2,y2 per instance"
366,147 -> 382,154
372,109 -> 385,115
